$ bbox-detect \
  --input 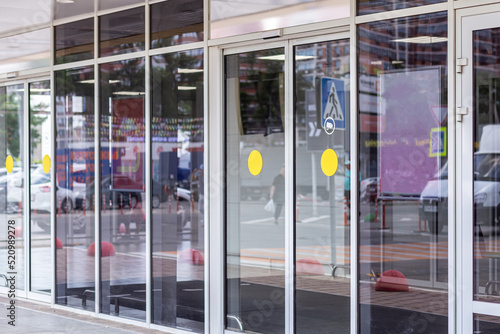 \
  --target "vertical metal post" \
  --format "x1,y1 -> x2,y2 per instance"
94,0 -> 101,315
